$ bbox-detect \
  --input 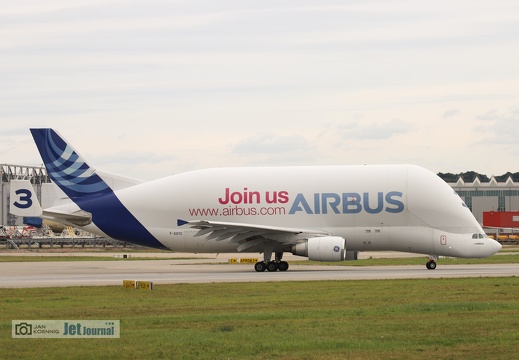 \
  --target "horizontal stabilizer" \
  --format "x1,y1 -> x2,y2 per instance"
42,209 -> 92,227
